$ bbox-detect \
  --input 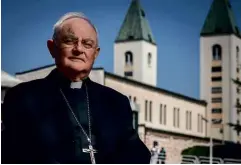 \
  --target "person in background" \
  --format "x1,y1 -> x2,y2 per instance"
150,141 -> 160,164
